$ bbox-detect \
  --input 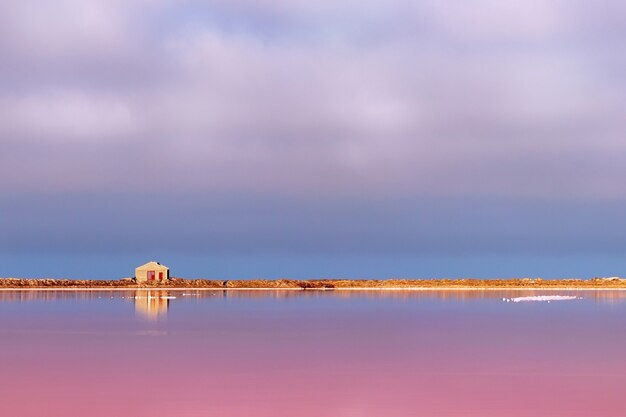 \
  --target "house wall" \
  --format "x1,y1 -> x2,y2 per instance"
136,268 -> 147,282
